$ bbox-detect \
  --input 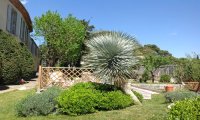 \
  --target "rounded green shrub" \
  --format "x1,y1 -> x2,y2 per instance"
70,82 -> 120,92
57,88 -> 99,115
0,30 -> 21,84
140,71 -> 149,83
160,74 -> 170,83
19,46 -> 35,80
57,82 -> 134,115
16,86 -> 62,116
168,97 -> 200,120
97,91 -> 133,110
165,90 -> 199,103
132,91 -> 143,103
68,82 -> 96,90
0,30 -> 34,84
